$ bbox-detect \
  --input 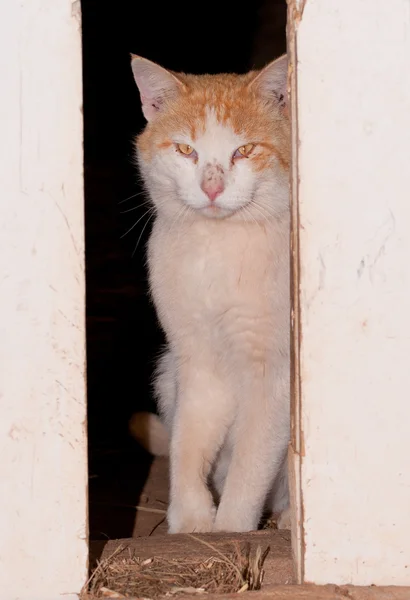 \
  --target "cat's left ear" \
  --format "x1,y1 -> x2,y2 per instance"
249,54 -> 288,112
131,55 -> 185,122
